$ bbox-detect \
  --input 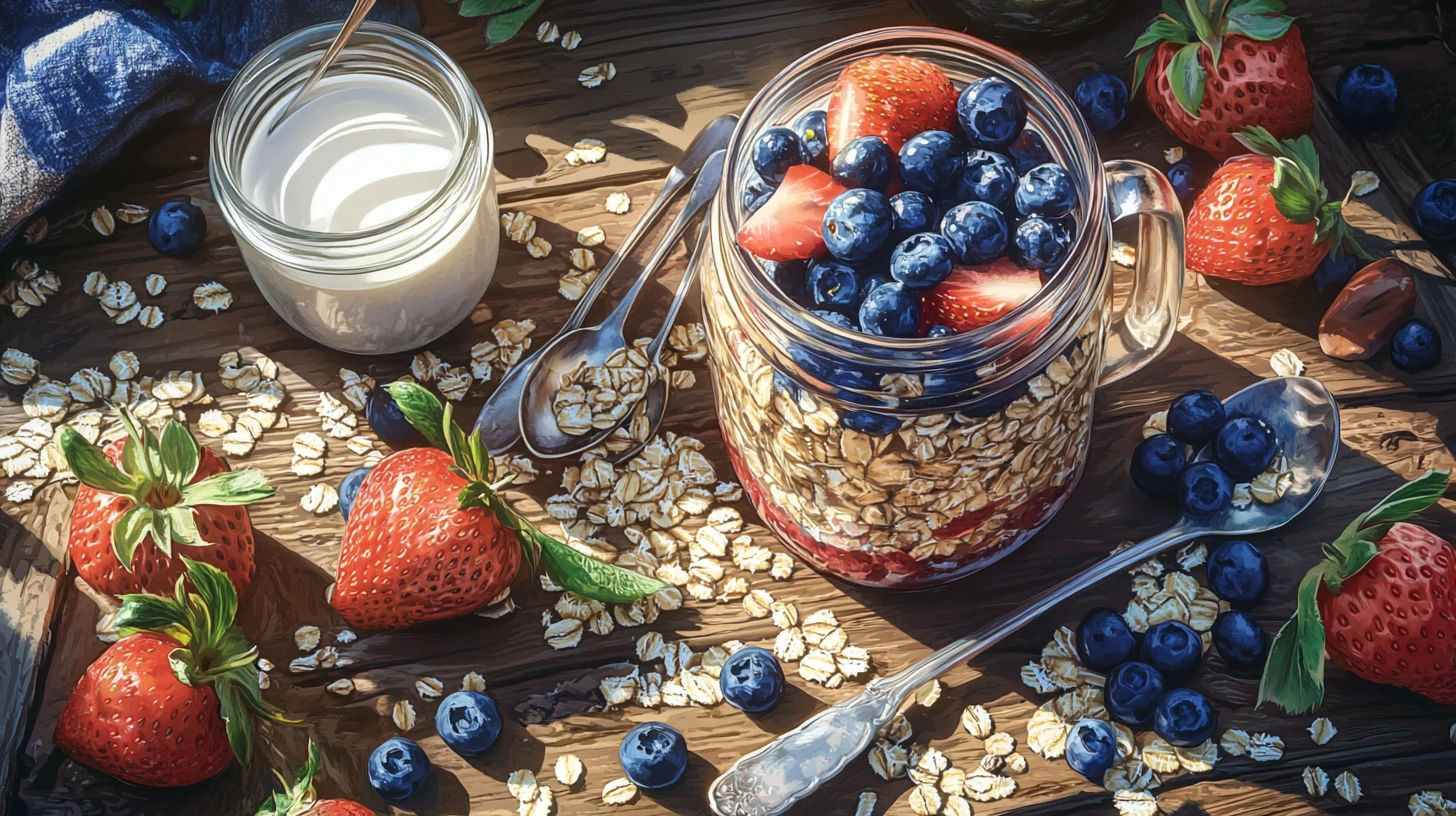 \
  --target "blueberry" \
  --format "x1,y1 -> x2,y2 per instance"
366,384 -> 431,450
619,722 -> 688,790
1015,163 -> 1077,218
1166,159 -> 1198,203
823,189 -> 893,262
368,737 -> 430,800
1130,433 -> 1186,500
339,466 -> 372,521
831,136 -> 895,191
840,409 -> 901,435
1334,63 -> 1398,131
743,176 -> 773,214
1075,607 -> 1140,672
1105,661 -> 1165,728
147,199 -> 207,257
890,233 -> 955,290
752,127 -> 808,185
1391,318 -> 1442,371
889,192 -> 939,240
925,324 -> 953,338
1165,390 -> 1225,446
1213,417 -> 1276,480
1073,71 -> 1128,133
1313,252 -> 1359,292
1011,215 -> 1074,272
1414,179 -> 1456,243
792,109 -> 830,168
1139,621 -> 1203,685
813,309 -> 857,330
1008,130 -> 1053,175
858,281 -> 920,338
1206,539 -> 1270,608
940,201 -> 1008,264
435,691 -> 502,756
898,131 -> 964,194
765,259 -> 809,305
807,257 -> 863,312
956,150 -> 1019,211
1212,610 -> 1268,674
1153,688 -> 1217,747
1178,462 -> 1233,517
1064,718 -> 1119,782
957,76 -> 1027,151
719,646 -> 784,713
